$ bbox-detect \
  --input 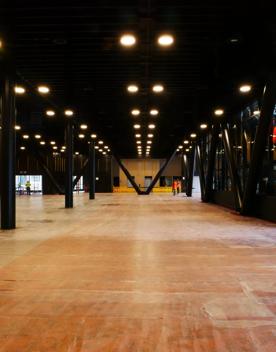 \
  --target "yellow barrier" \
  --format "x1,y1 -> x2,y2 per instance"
113,187 -> 172,193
